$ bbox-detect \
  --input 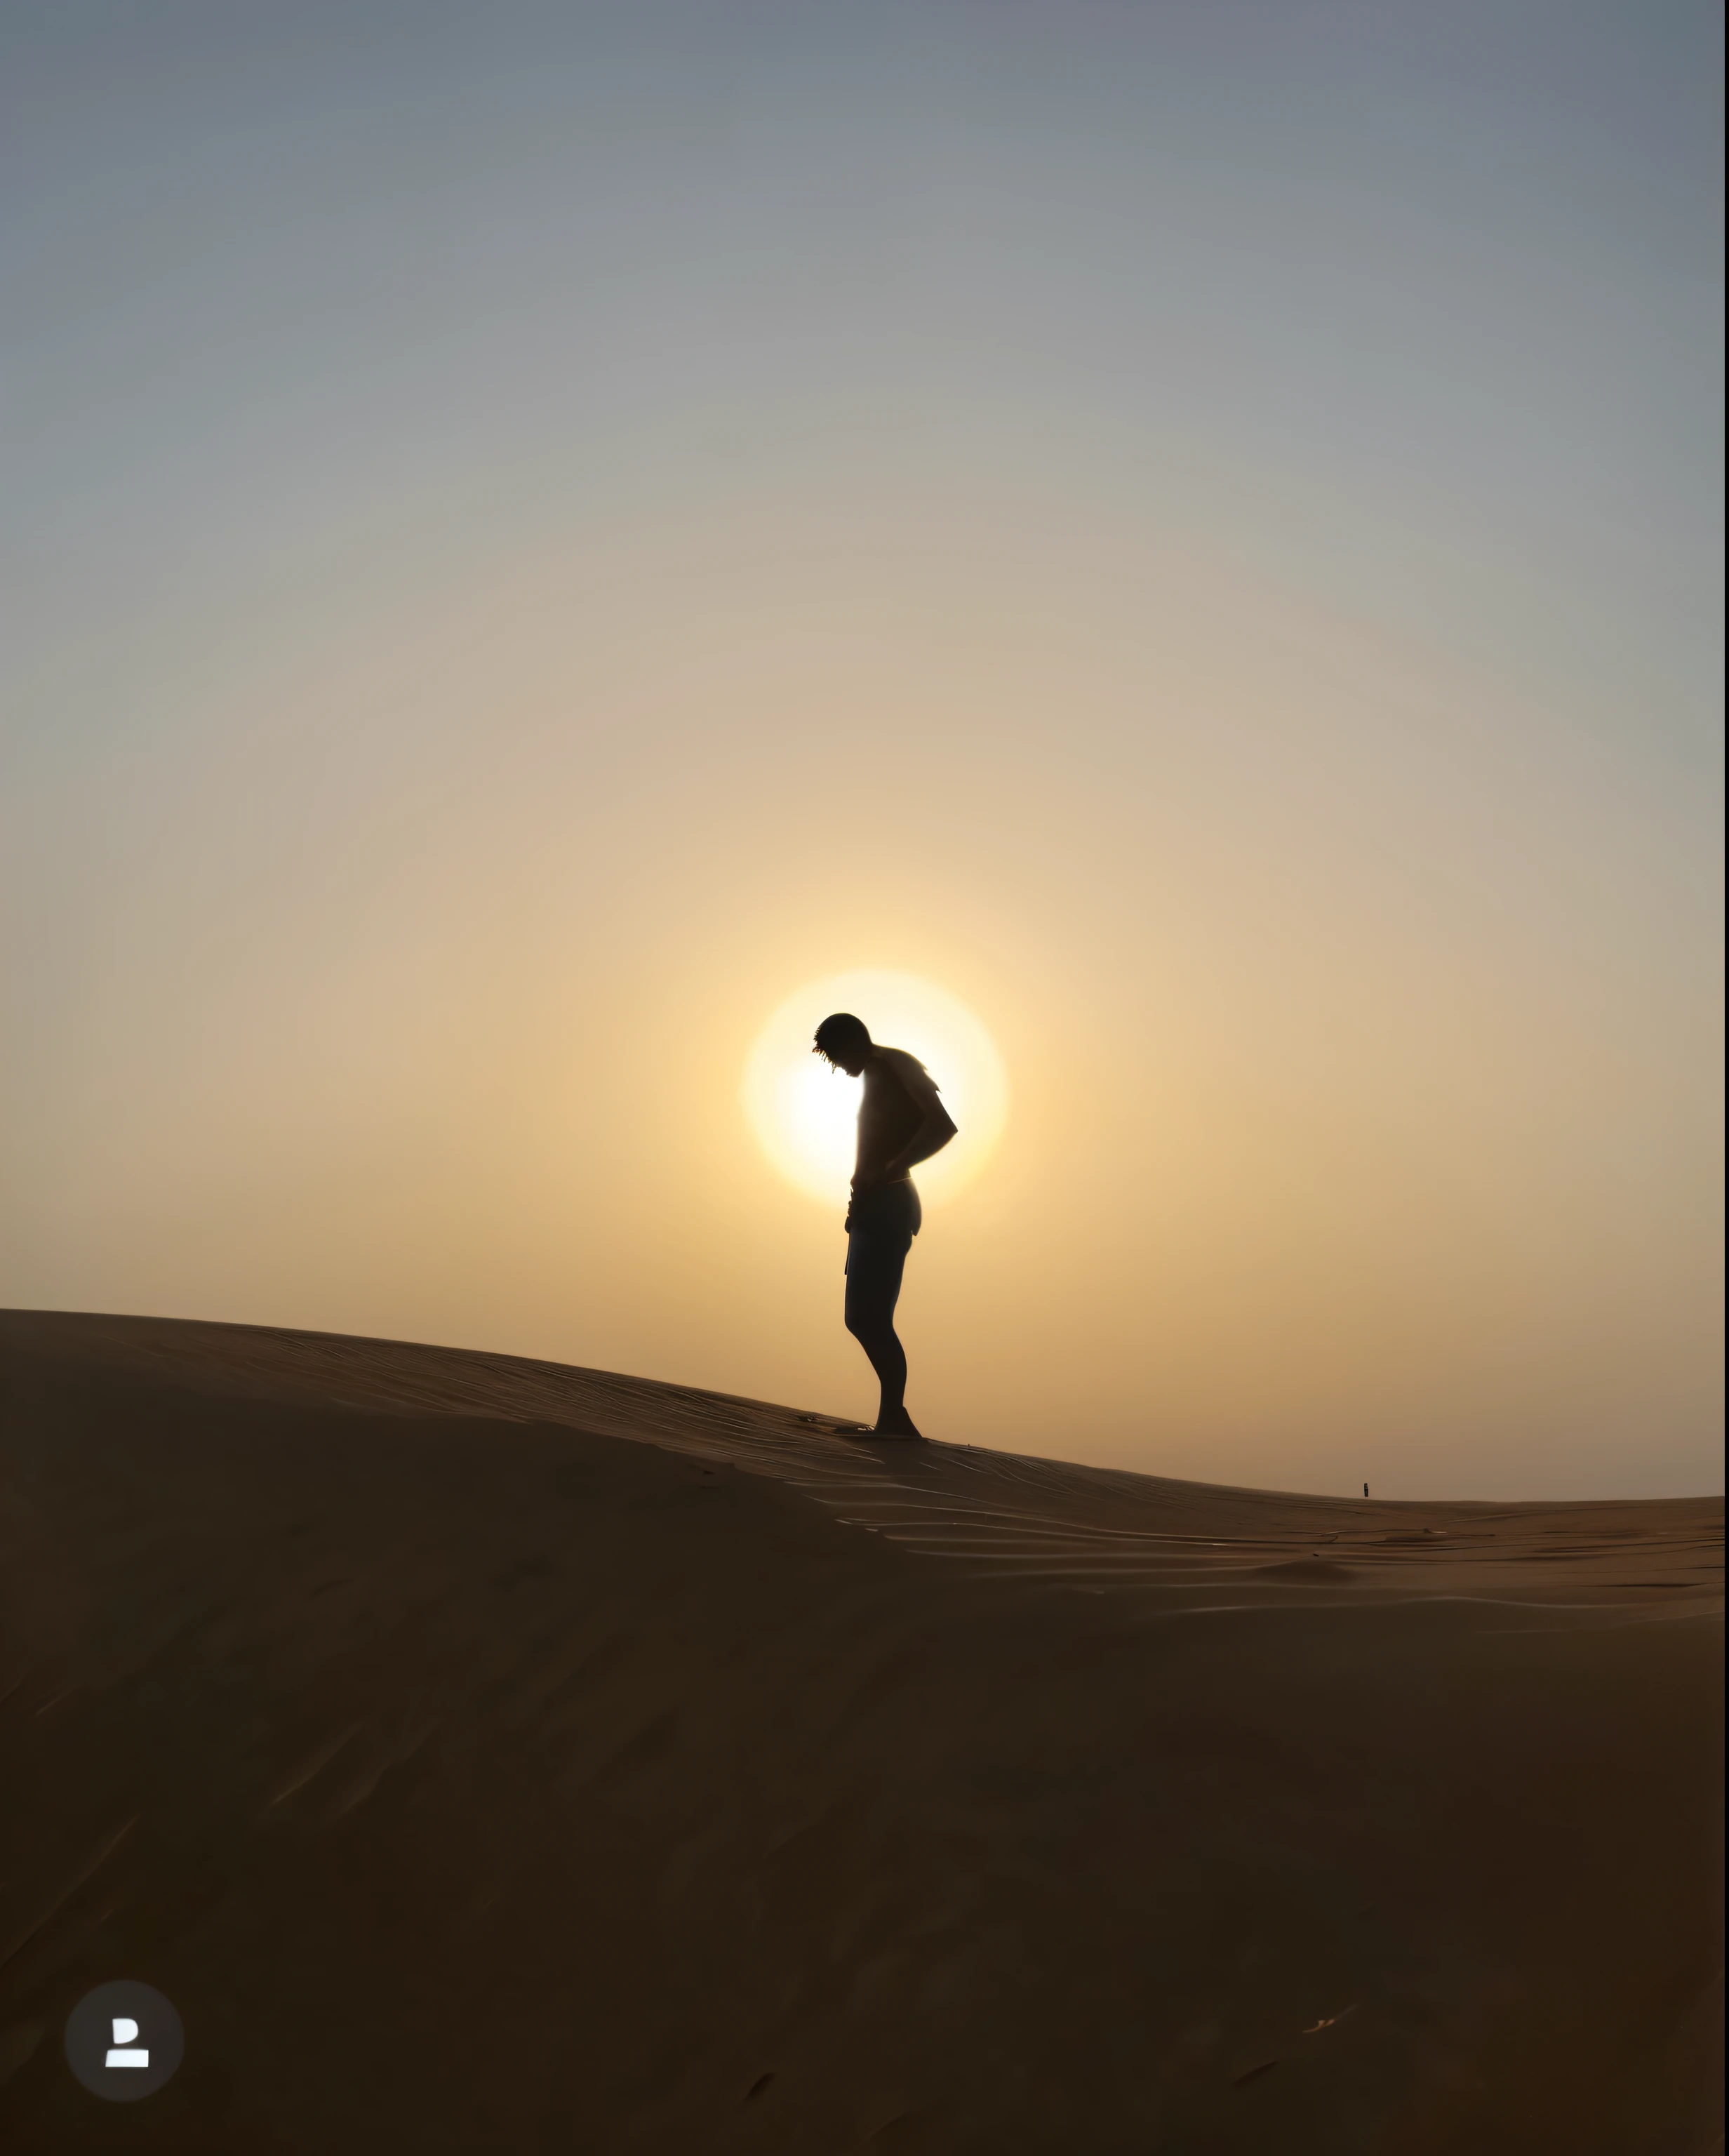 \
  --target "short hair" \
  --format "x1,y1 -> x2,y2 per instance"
813,1012 -> 872,1063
